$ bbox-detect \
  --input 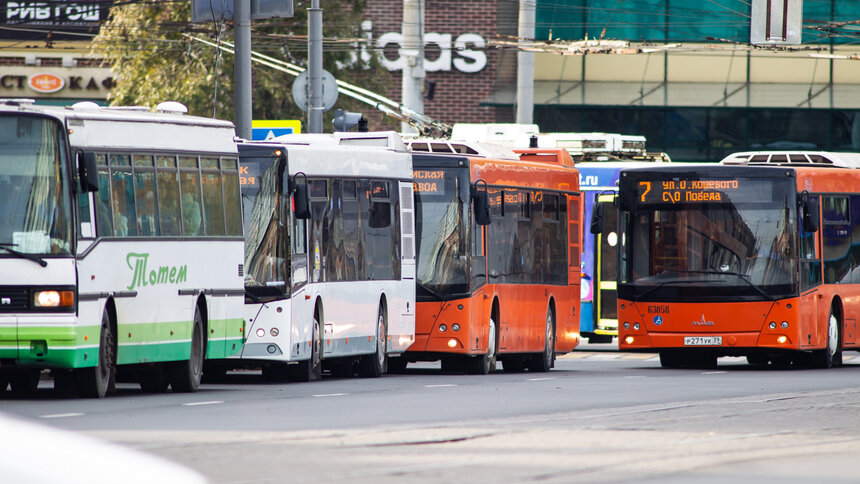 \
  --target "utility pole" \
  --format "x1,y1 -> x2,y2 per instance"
234,0 -> 252,139
516,0 -> 535,125
401,0 -> 425,134
308,0 -> 323,133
